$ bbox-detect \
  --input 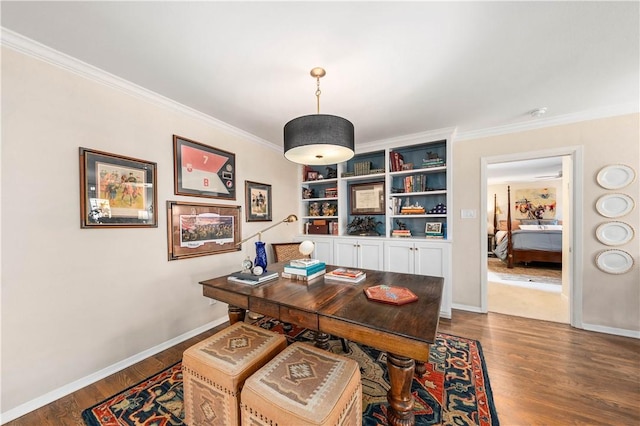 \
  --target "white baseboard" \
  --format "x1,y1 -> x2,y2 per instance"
581,323 -> 640,339
451,303 -> 485,313
0,317 -> 227,424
